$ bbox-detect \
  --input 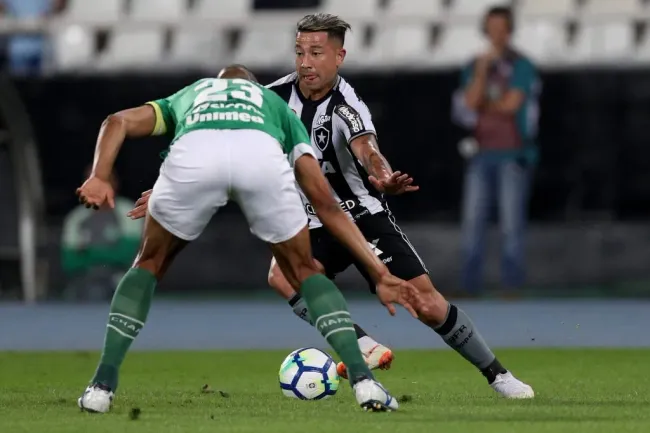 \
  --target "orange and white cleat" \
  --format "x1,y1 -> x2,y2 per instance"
337,344 -> 394,380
